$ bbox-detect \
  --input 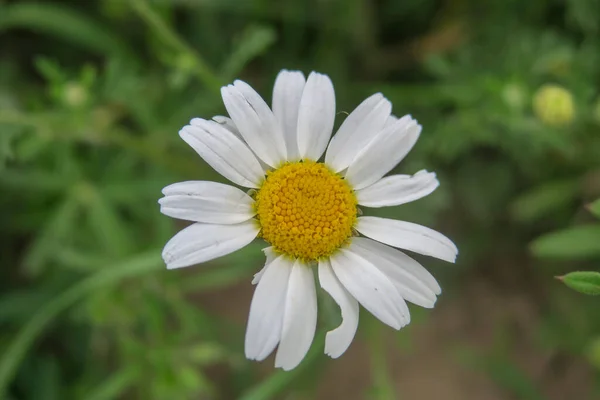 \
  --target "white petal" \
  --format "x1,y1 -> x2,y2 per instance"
346,115 -> 421,190
356,170 -> 439,208
245,255 -> 293,361
350,238 -> 437,308
356,216 -> 458,263
352,237 -> 441,295
325,93 -> 392,172
272,70 -> 306,161
384,114 -> 398,128
251,247 -> 277,285
159,181 -> 255,224
297,72 -> 336,161
179,120 -> 264,188
330,249 -> 409,330
209,115 -> 243,140
221,81 -> 286,167
209,117 -> 275,173
162,221 -> 259,269
275,260 -> 318,371
318,259 -> 359,358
